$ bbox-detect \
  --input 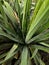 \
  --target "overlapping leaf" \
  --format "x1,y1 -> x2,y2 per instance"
22,0 -> 32,36
27,30 -> 49,43
26,0 -> 49,42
